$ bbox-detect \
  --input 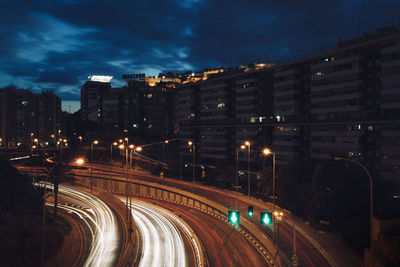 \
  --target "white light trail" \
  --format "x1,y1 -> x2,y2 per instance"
120,198 -> 204,267
56,186 -> 119,267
